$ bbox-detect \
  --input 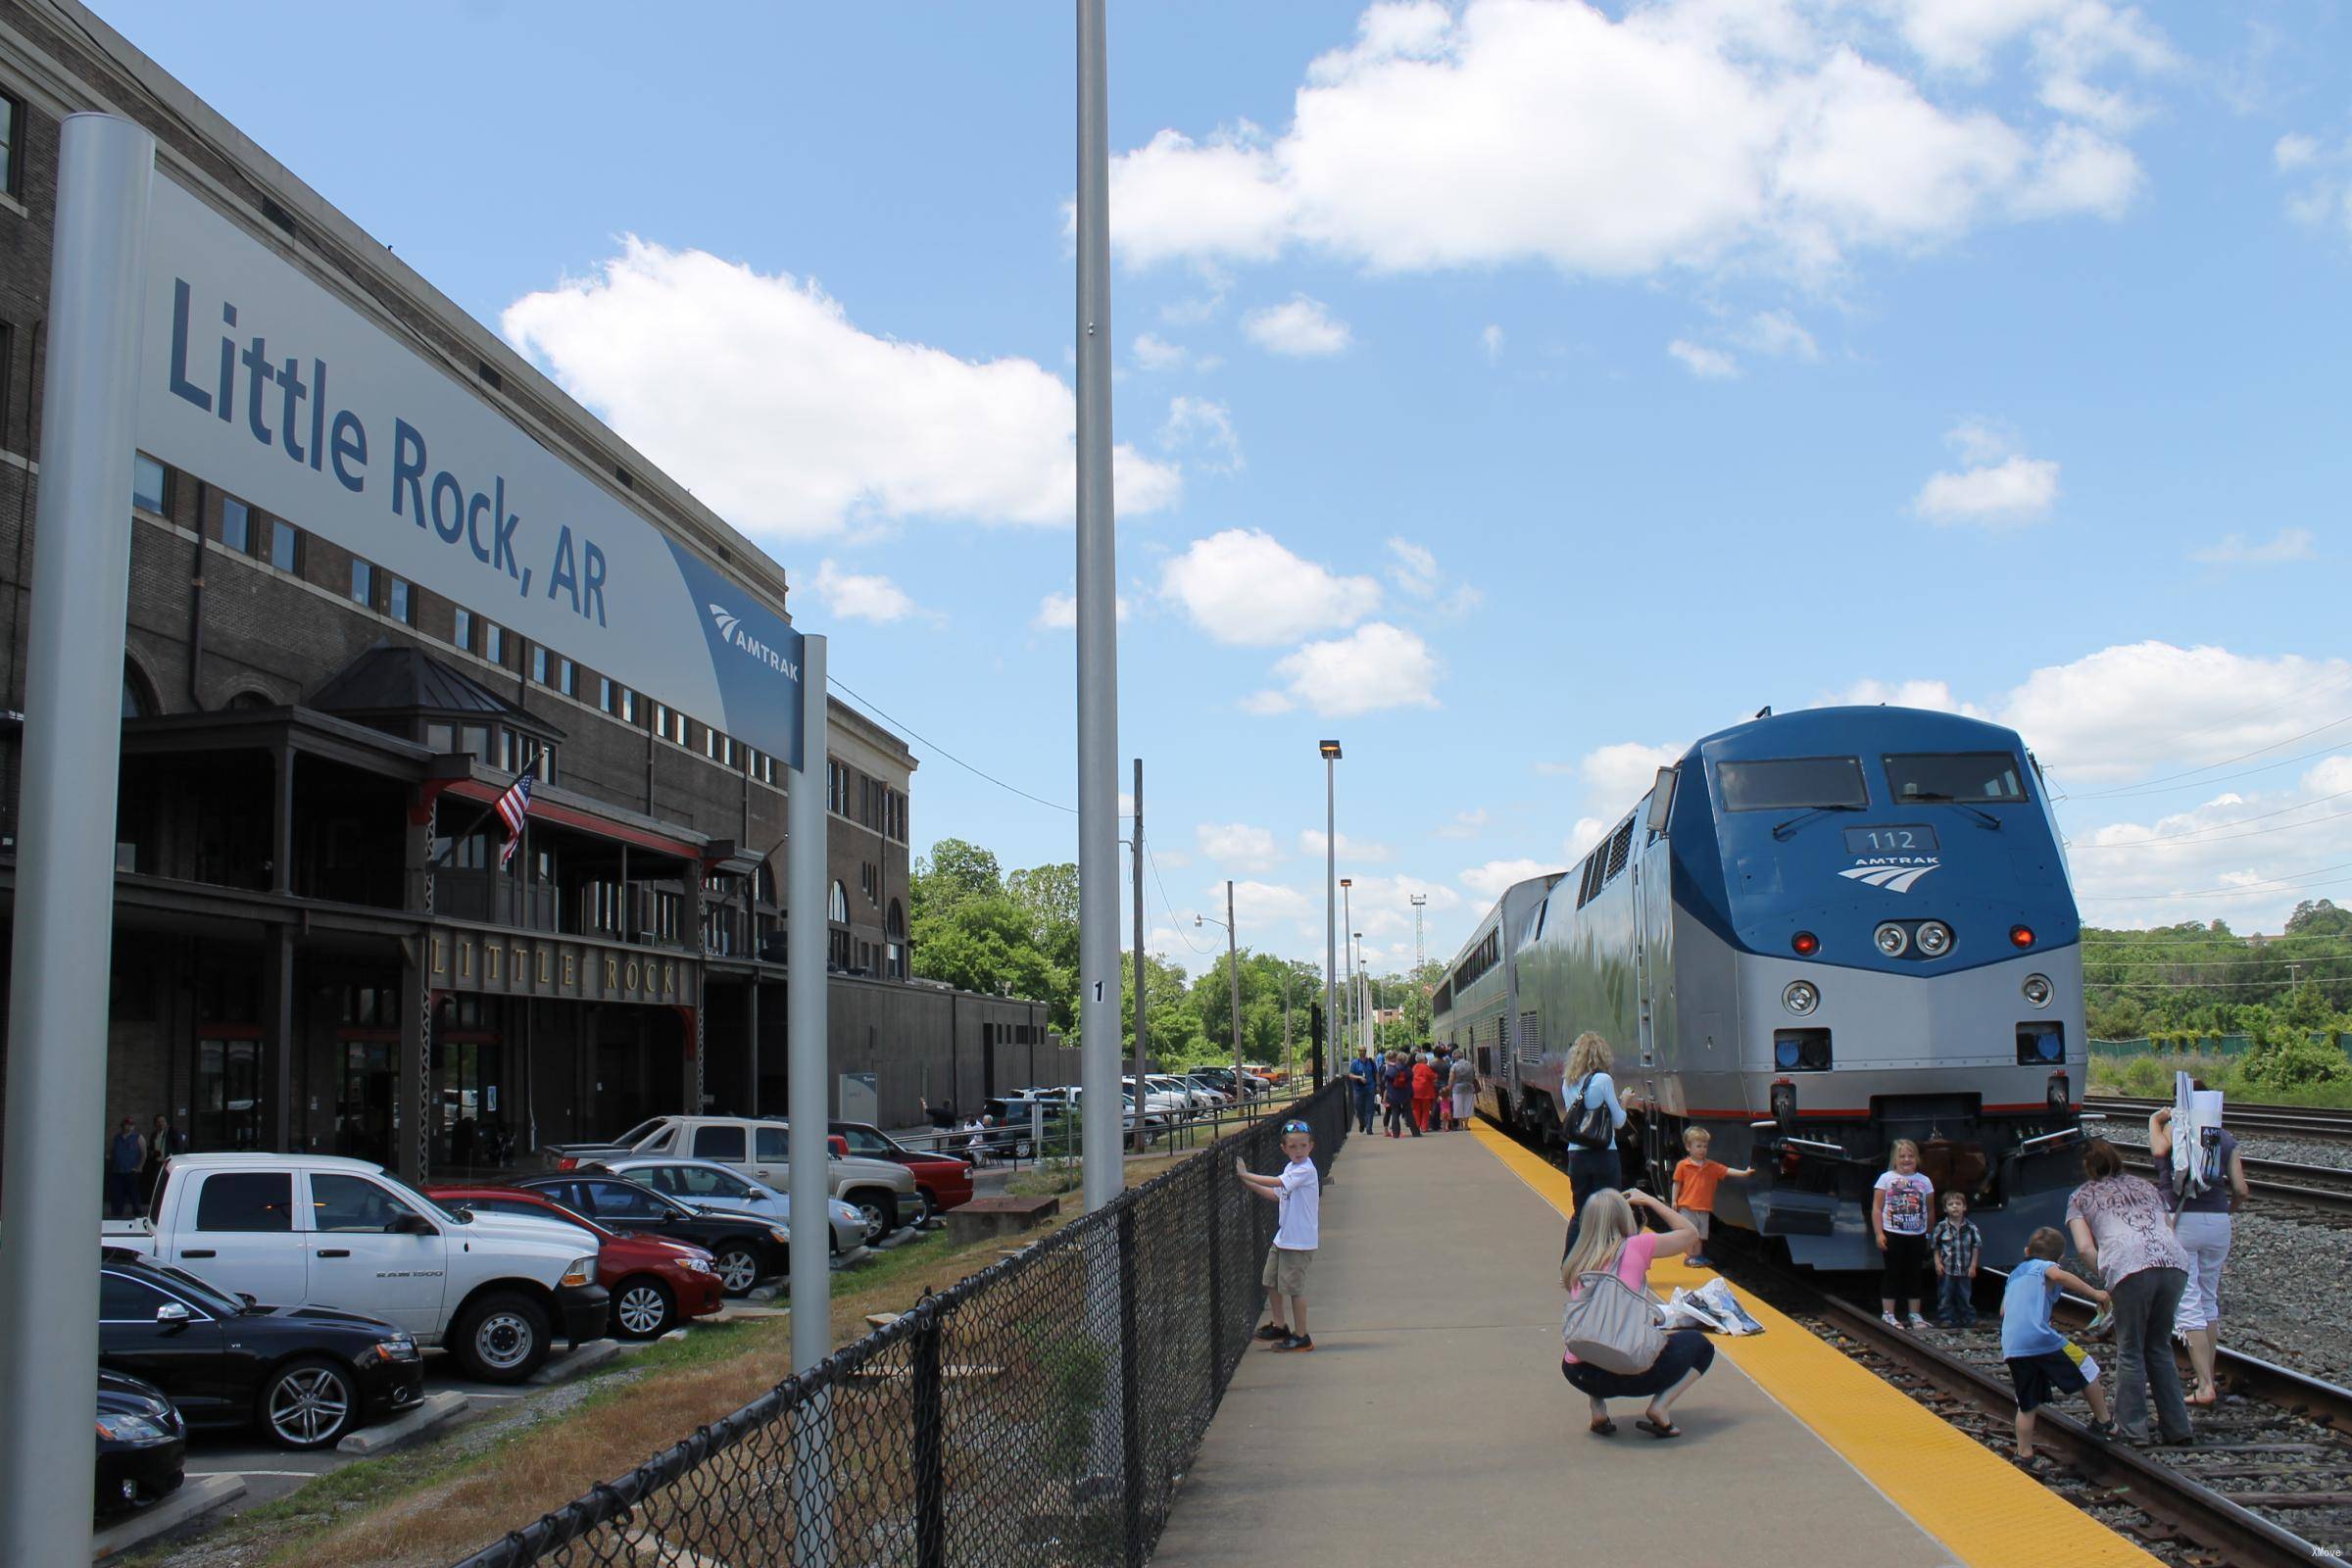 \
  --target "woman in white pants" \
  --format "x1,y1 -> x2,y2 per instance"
2149,1103 -> 2249,1408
